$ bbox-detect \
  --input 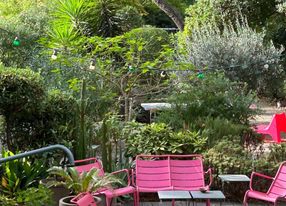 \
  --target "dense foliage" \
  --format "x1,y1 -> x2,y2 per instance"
0,66 -> 78,151
158,73 -> 257,129
180,20 -> 285,97
124,122 -> 207,157
1,0 -> 286,203
0,6 -> 49,68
